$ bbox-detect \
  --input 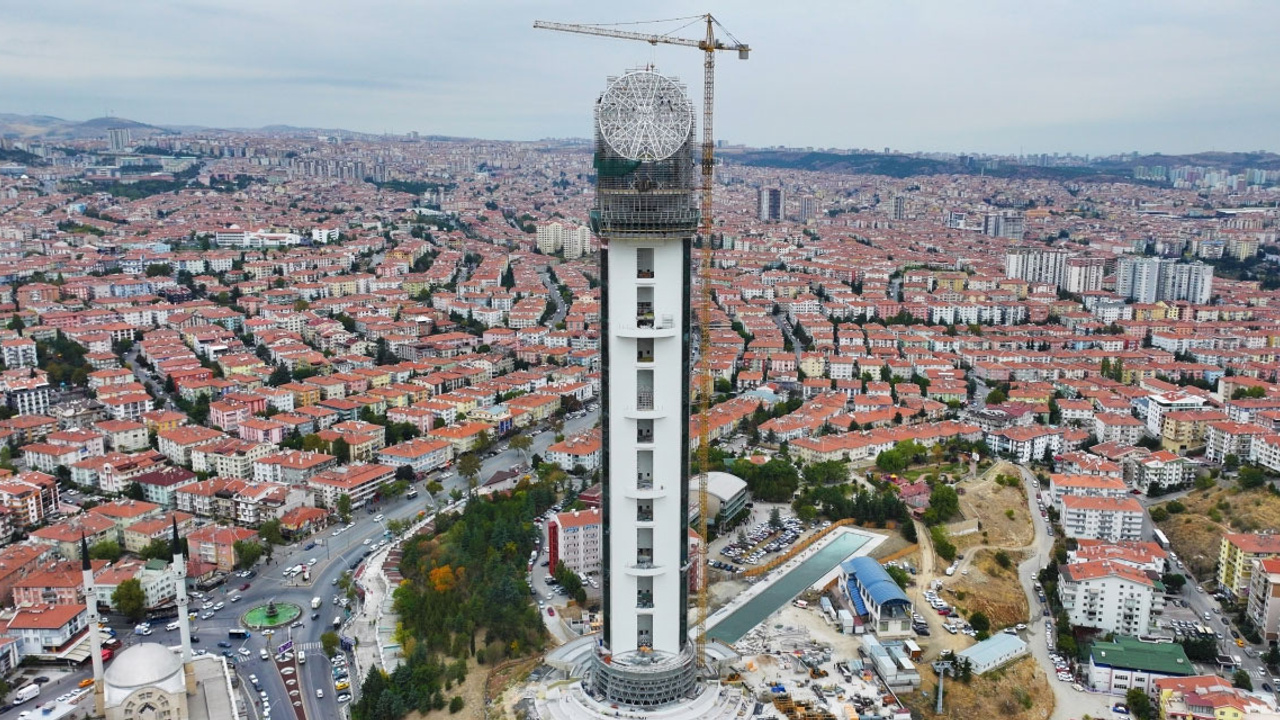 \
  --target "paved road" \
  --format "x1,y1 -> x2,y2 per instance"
1011,465 -> 1116,720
